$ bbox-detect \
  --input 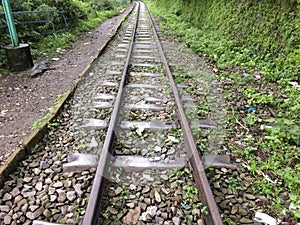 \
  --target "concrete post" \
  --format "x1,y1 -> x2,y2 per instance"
5,44 -> 34,71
